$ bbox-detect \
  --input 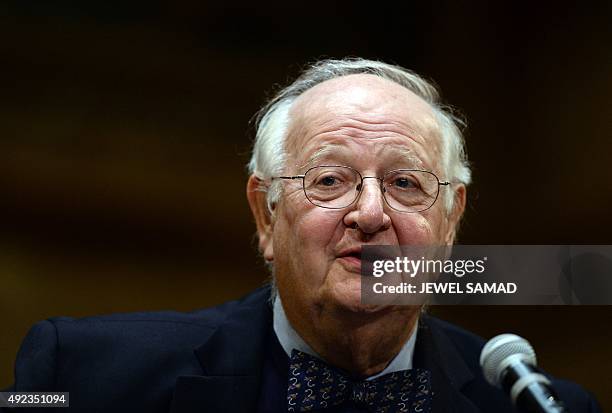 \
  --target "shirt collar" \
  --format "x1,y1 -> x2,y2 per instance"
272,295 -> 418,380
